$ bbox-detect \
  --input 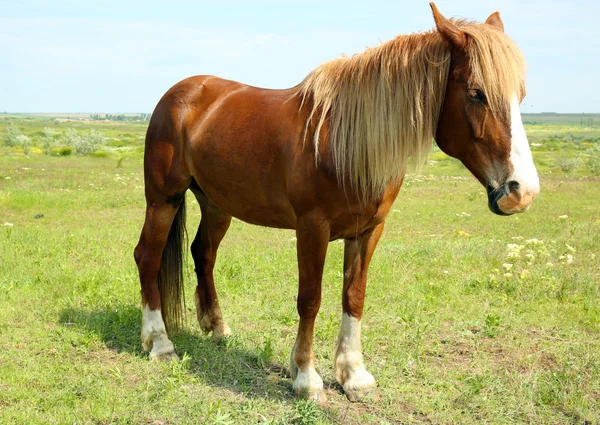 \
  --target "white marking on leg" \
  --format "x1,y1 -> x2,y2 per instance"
289,340 -> 324,401
509,96 -> 540,197
334,313 -> 376,394
212,322 -> 232,339
141,305 -> 175,359
292,368 -> 324,400
194,293 -> 232,339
